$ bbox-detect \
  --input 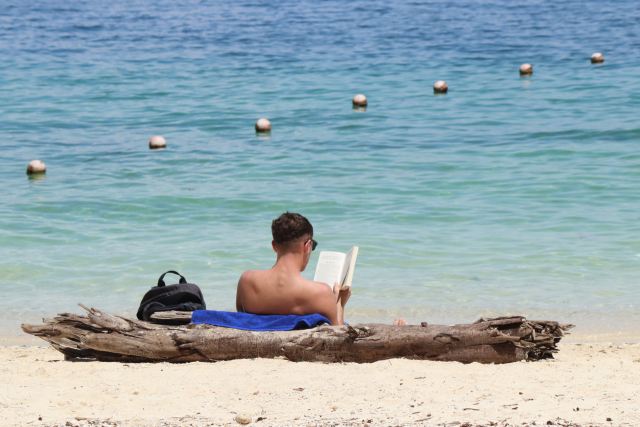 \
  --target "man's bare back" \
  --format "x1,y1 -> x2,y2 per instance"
236,212 -> 406,326
236,261 -> 347,325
